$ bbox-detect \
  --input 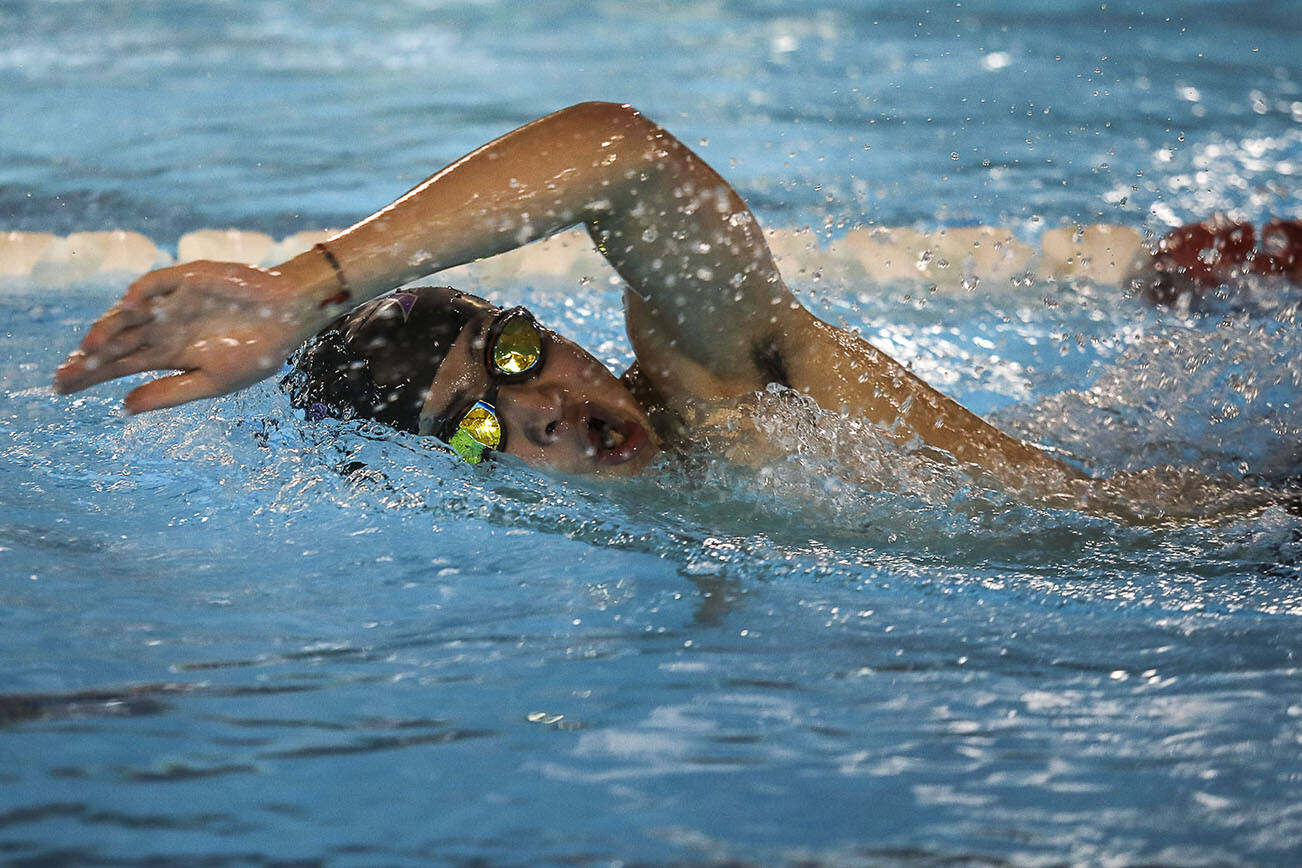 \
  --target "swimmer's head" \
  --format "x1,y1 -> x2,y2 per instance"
289,286 -> 492,431
287,286 -> 658,476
